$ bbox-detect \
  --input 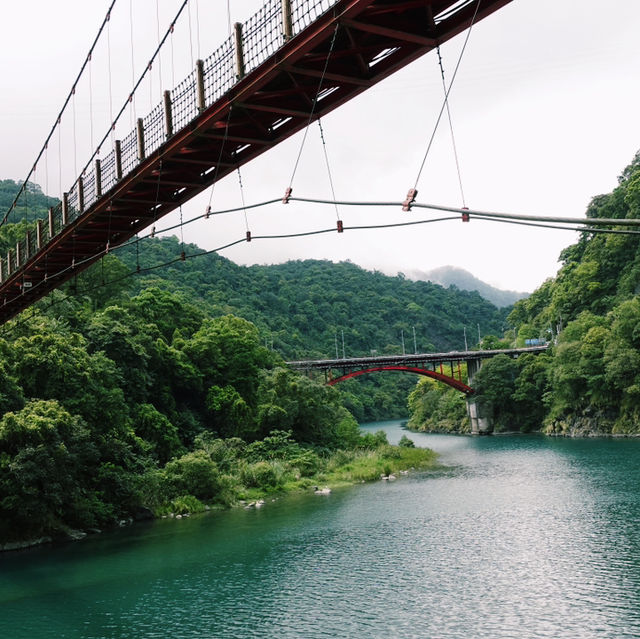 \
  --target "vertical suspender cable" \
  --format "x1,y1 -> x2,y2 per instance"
0,0 -> 117,229
195,0 -> 201,60
187,0 -> 195,69
107,7 -> 115,145
317,119 -> 340,221
129,0 -> 137,128
412,0 -> 480,191
287,24 -> 339,191
237,167 -> 250,234
437,46 -> 466,208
